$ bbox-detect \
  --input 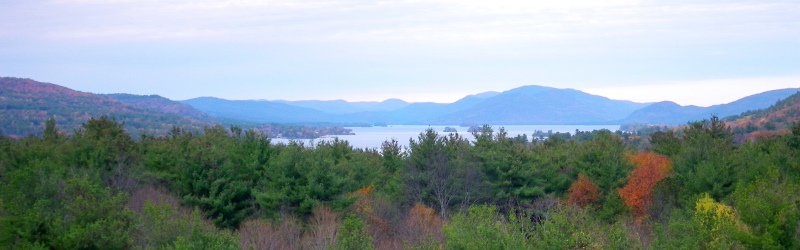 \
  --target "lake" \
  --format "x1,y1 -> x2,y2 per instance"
272,125 -> 620,150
